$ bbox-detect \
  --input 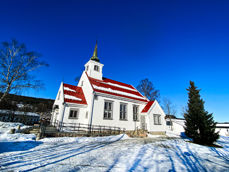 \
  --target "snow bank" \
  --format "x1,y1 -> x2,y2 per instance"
148,134 -> 166,138
166,130 -> 182,138
0,121 -> 35,142
0,121 -> 30,134
0,133 -> 36,142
